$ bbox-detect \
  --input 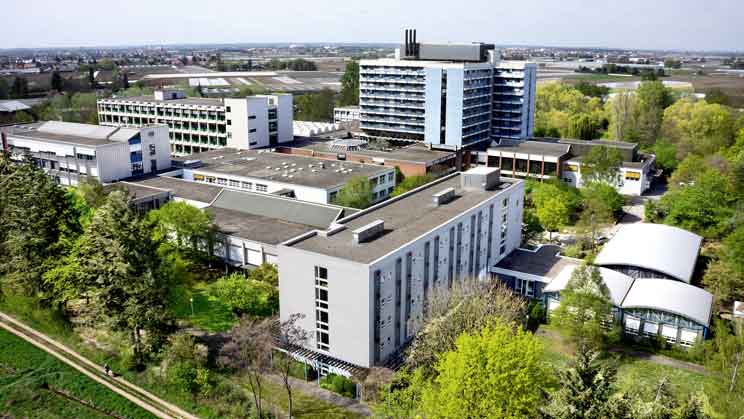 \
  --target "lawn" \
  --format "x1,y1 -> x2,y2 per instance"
168,280 -> 237,332
0,328 -> 155,419
256,378 -> 365,419
536,325 -> 744,418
